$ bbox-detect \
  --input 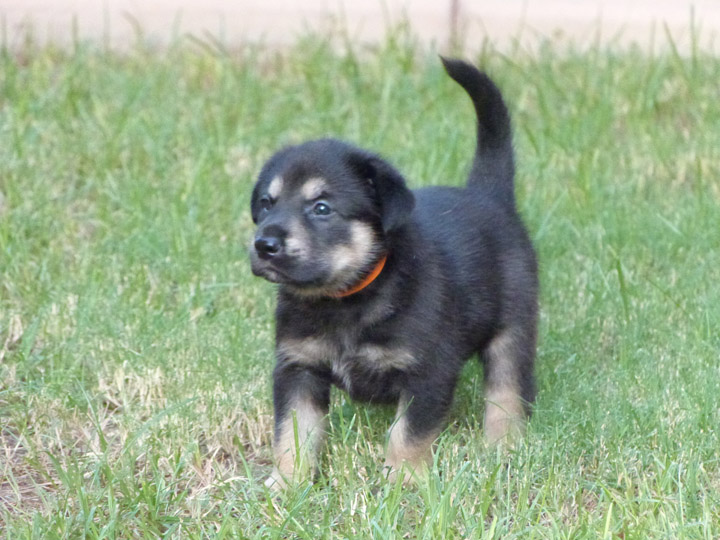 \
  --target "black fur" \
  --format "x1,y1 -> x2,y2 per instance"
250,58 -> 538,484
